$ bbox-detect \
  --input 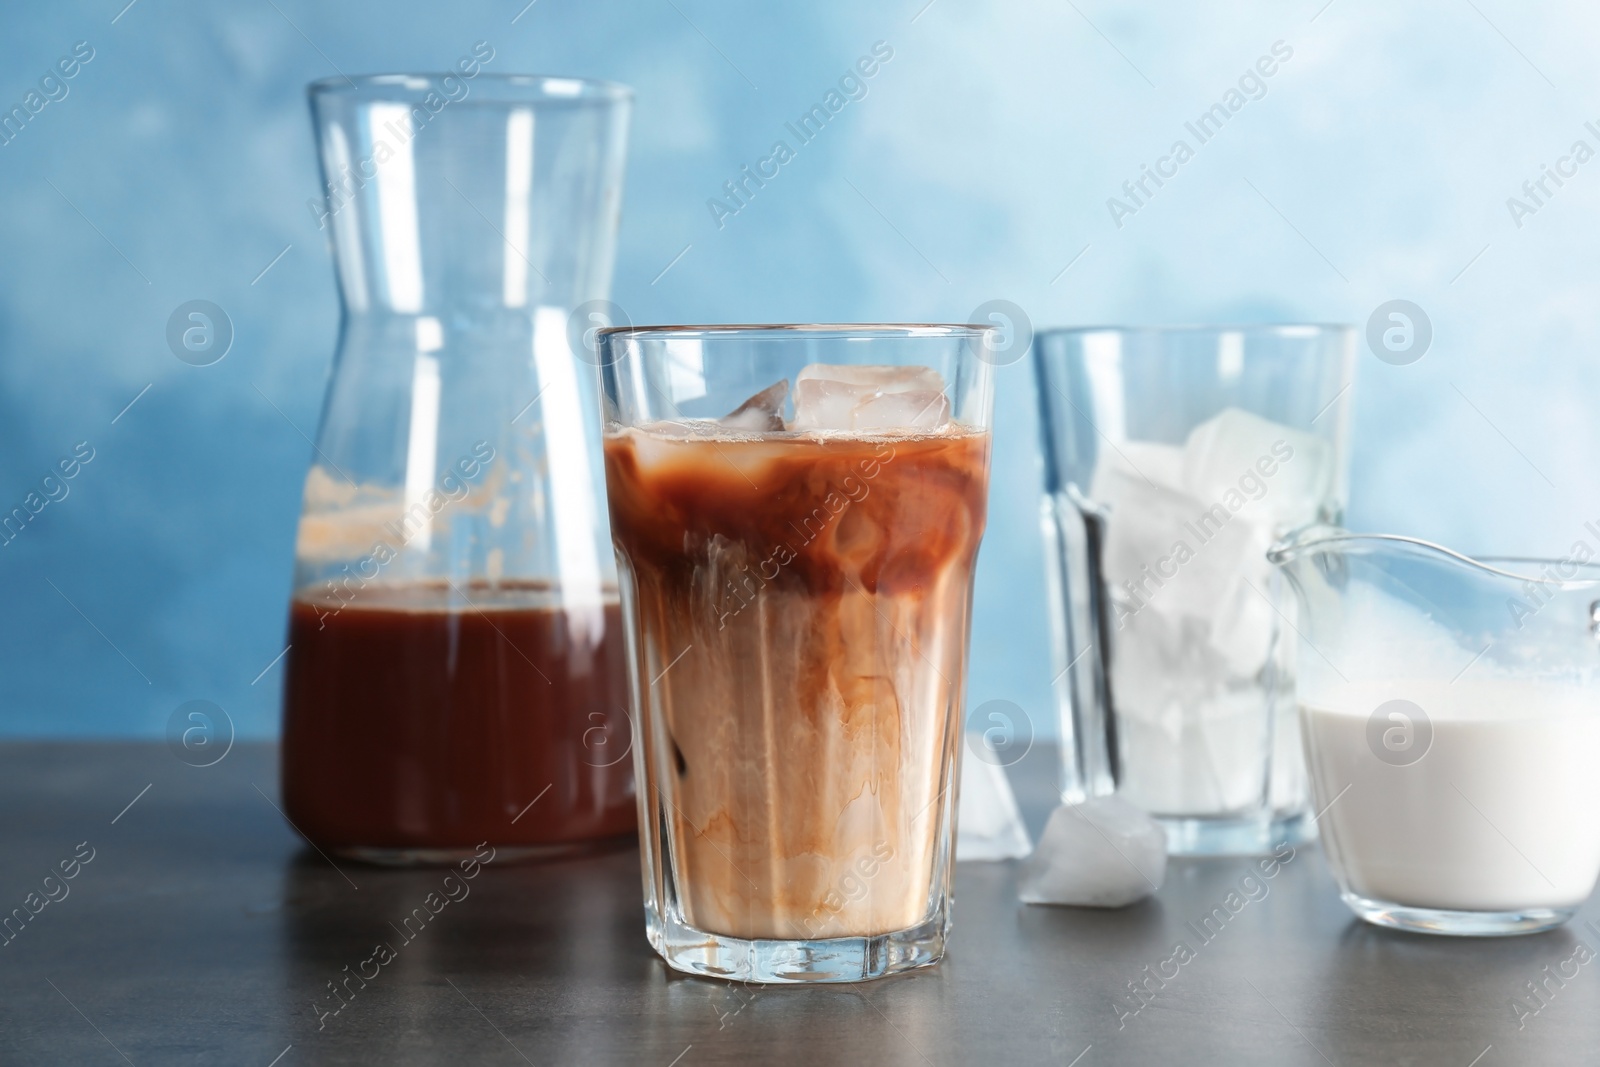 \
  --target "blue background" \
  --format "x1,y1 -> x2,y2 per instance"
2,0 -> 1595,739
